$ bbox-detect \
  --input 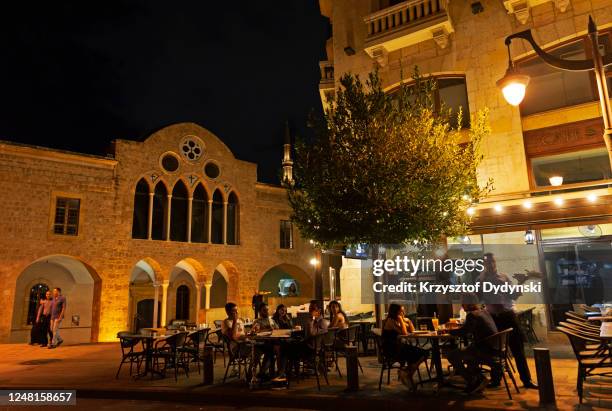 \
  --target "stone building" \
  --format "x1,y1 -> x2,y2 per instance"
320,0 -> 612,338
0,122 -> 316,343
